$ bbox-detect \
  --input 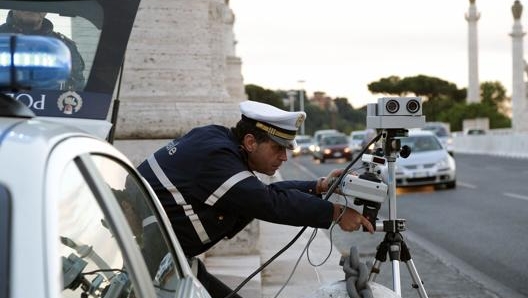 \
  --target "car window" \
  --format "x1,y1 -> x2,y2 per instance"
352,133 -> 365,140
58,155 -> 186,298
90,155 -> 184,294
401,136 -> 443,152
0,8 -> 100,91
423,126 -> 448,137
0,185 -> 10,298
296,137 -> 312,144
58,159 -> 137,298
322,135 -> 348,145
